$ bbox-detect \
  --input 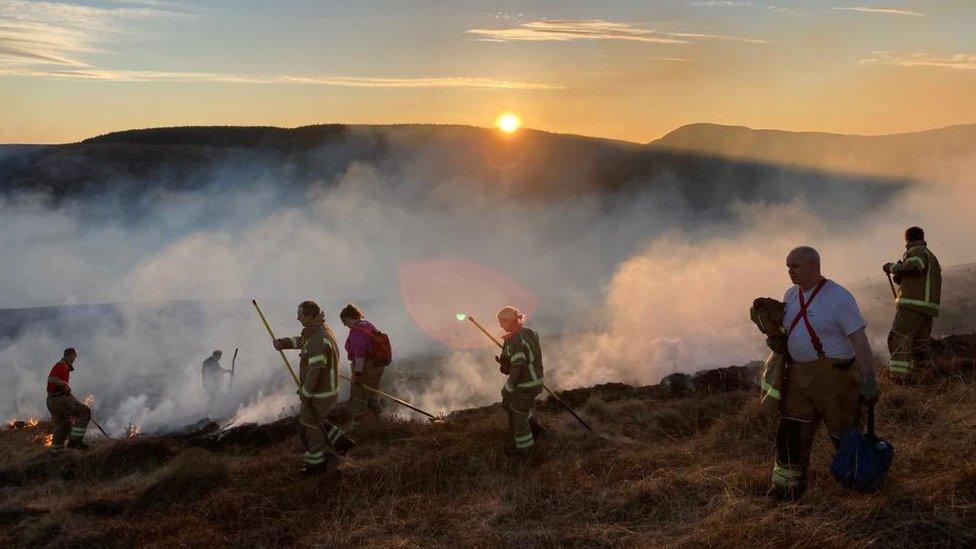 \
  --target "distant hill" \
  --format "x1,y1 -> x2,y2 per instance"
0,124 -> 904,221
651,123 -> 976,180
